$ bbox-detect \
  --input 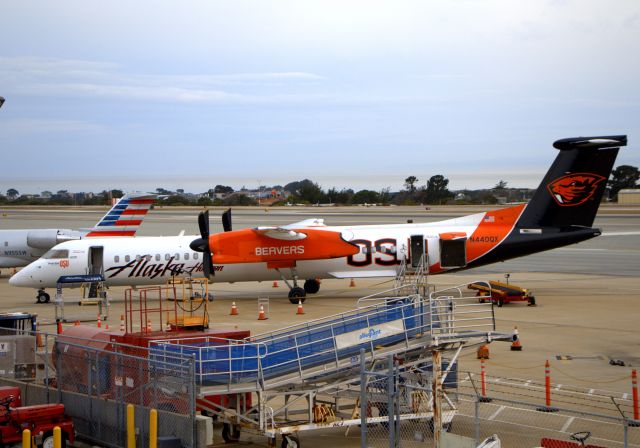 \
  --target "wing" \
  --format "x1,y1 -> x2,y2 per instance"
252,227 -> 307,241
